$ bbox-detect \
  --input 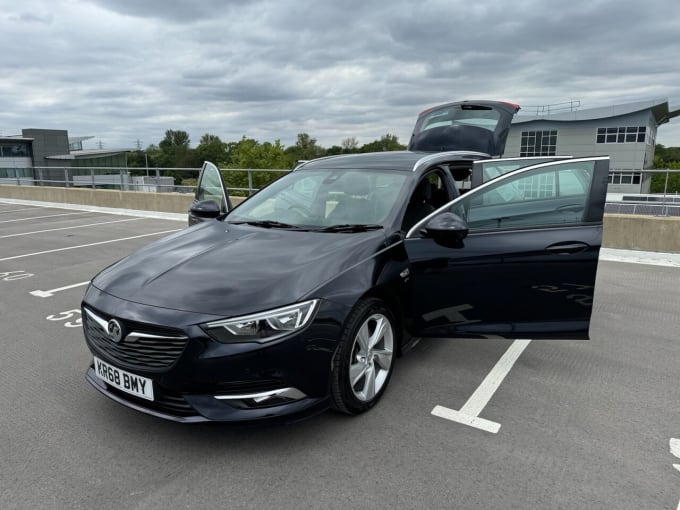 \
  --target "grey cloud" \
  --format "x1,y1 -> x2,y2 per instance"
86,0 -> 254,22
1,0 -> 679,149
8,12 -> 54,24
